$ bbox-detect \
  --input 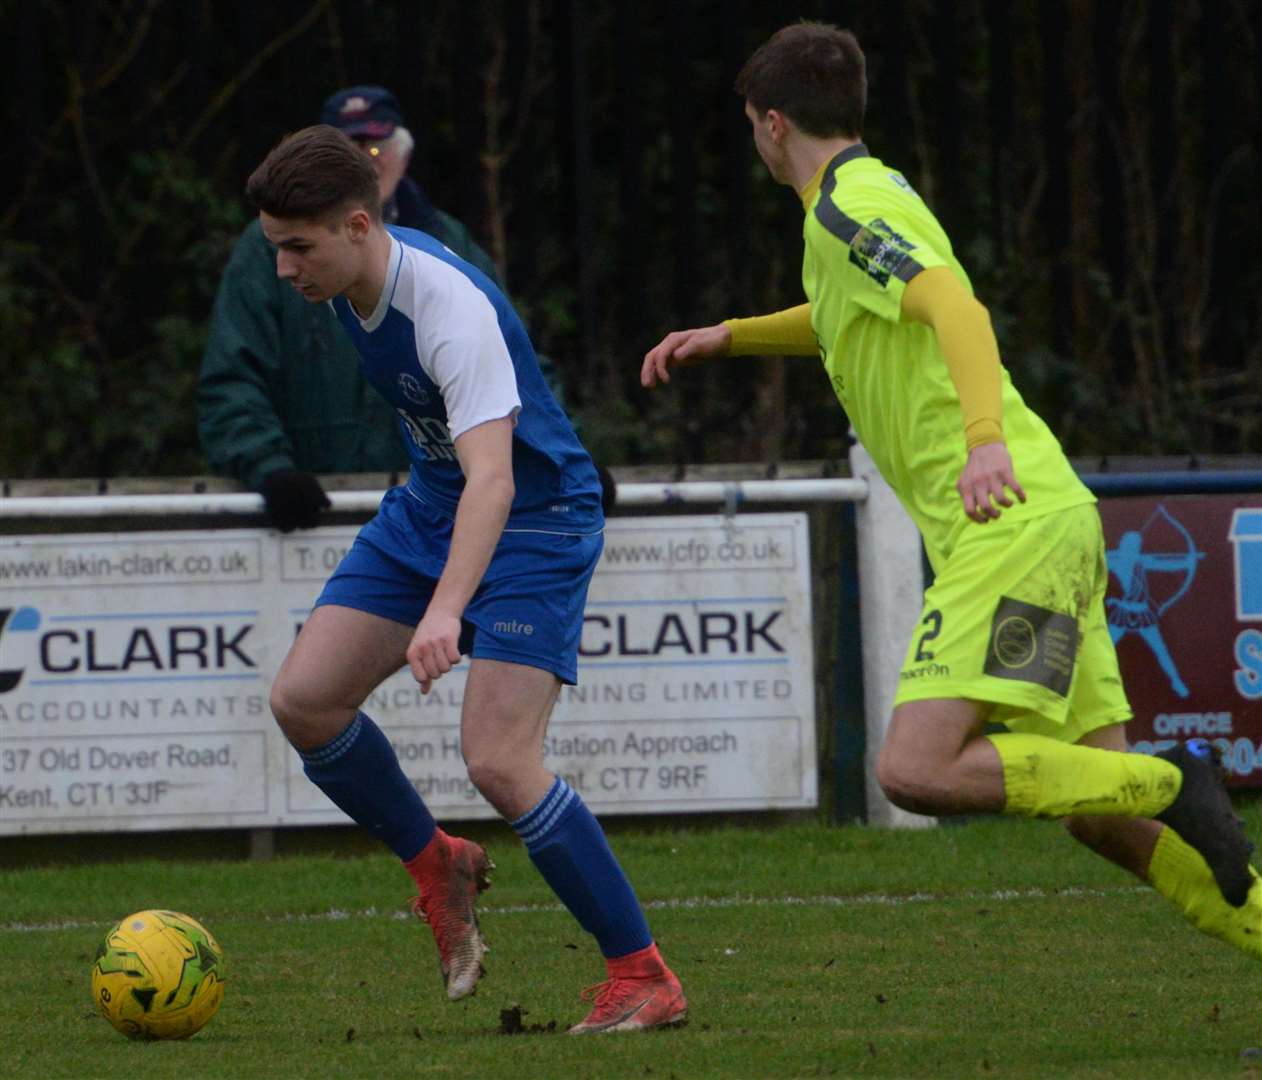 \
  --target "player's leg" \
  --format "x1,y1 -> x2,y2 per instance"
881,505 -> 1250,903
879,507 -> 1186,820
879,695 -> 1255,913
1048,542 -> 1253,906
458,656 -> 685,1034
875,697 -> 996,814
460,529 -> 685,1033
458,657 -> 559,817
271,603 -> 439,859
876,697 -> 1184,819
272,600 -> 495,1001
1065,724 -> 1262,958
271,603 -> 411,750
273,490 -> 495,1000
1059,723 -> 1160,876
423,654 -> 556,1005
1057,594 -> 1199,879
